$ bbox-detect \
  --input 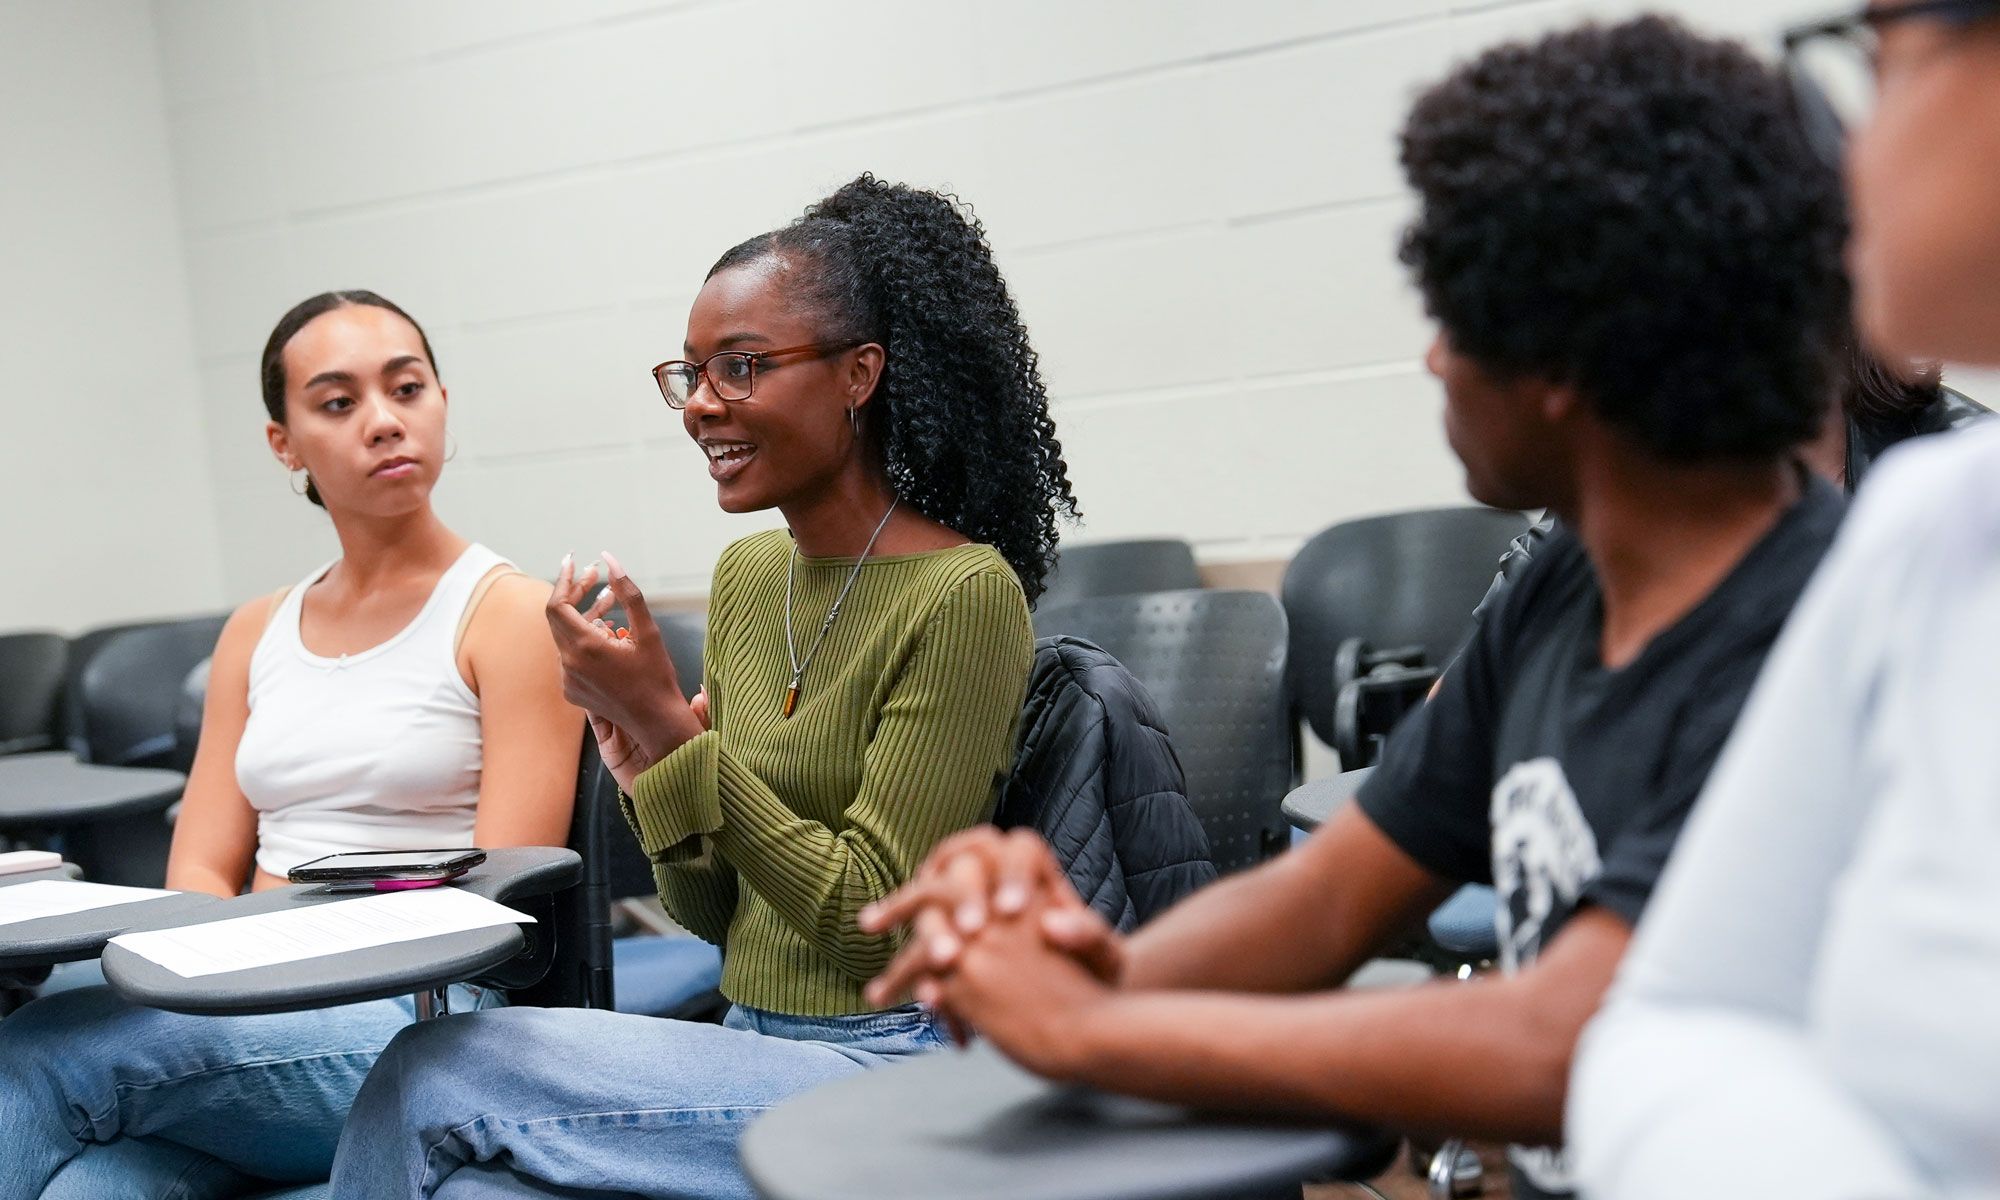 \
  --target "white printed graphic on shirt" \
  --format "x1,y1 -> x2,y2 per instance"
1489,756 -> 1602,1196
1490,757 -> 1602,972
